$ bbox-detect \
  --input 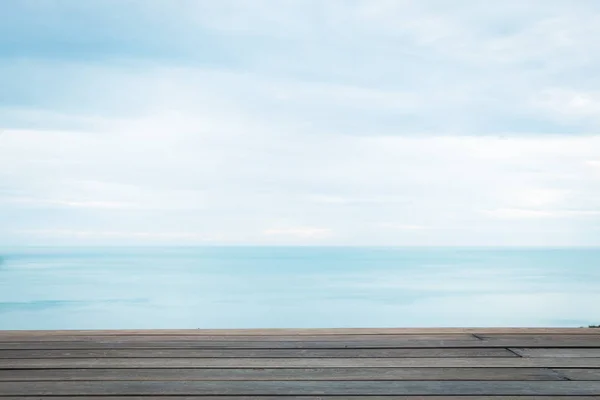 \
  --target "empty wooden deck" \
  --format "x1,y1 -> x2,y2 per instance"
0,328 -> 599,399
